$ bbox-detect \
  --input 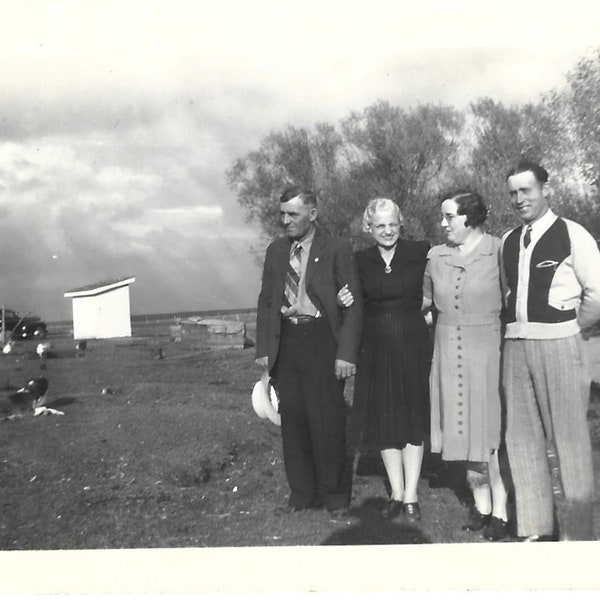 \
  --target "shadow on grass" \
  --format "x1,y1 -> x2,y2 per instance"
48,396 -> 78,408
422,453 -> 473,508
321,496 -> 431,545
